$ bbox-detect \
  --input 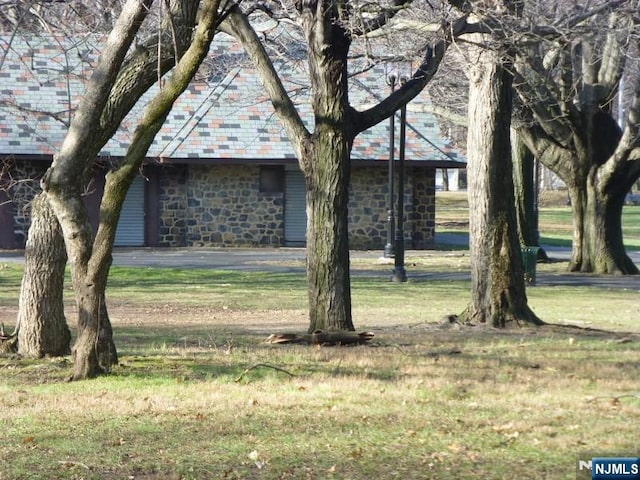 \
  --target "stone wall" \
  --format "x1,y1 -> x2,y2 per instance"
187,164 -> 284,247
348,165 -> 436,250
409,166 -> 436,249
3,160 -> 436,250
158,164 -> 285,247
2,159 -> 47,248
158,164 -> 188,246
348,166 -> 389,250
157,163 -> 435,249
